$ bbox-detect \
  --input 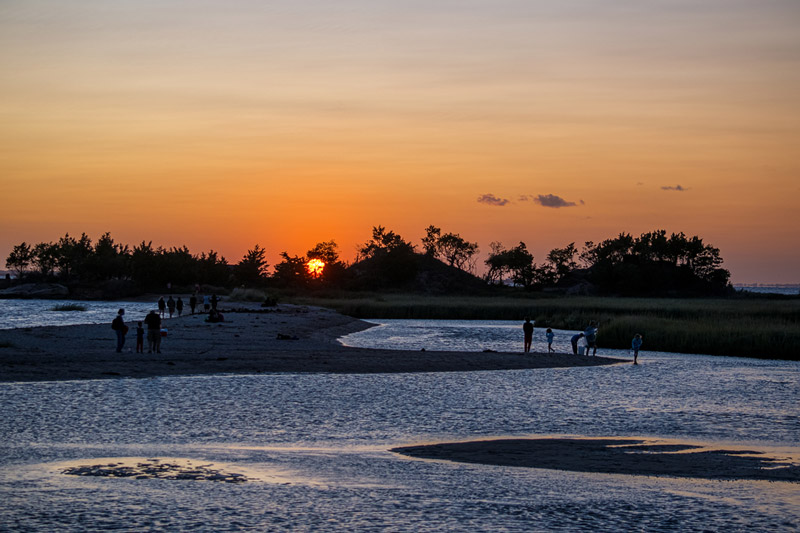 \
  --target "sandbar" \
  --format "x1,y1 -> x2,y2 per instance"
0,304 -> 623,382
392,437 -> 800,482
